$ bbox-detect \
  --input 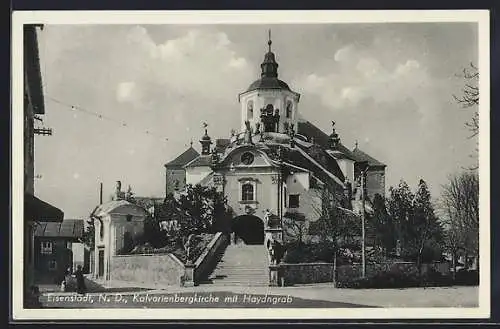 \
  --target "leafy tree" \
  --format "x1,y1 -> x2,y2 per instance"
387,180 -> 415,257
411,179 -> 444,271
370,193 -> 395,255
83,206 -> 98,249
177,184 -> 229,236
387,179 -> 444,266
82,218 -> 95,249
